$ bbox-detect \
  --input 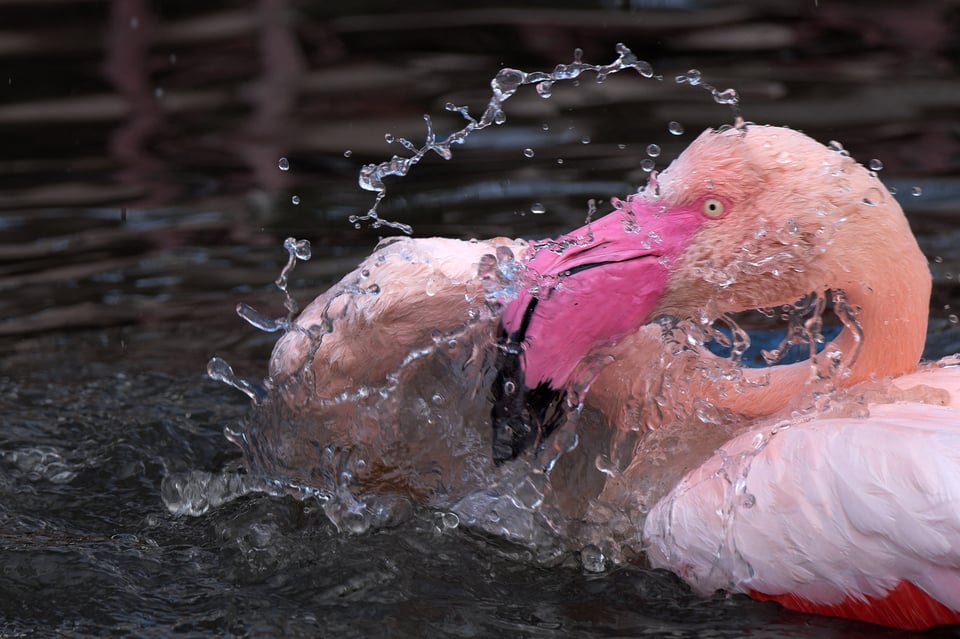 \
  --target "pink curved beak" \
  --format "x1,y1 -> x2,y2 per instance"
502,199 -> 701,389
490,197 -> 701,463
